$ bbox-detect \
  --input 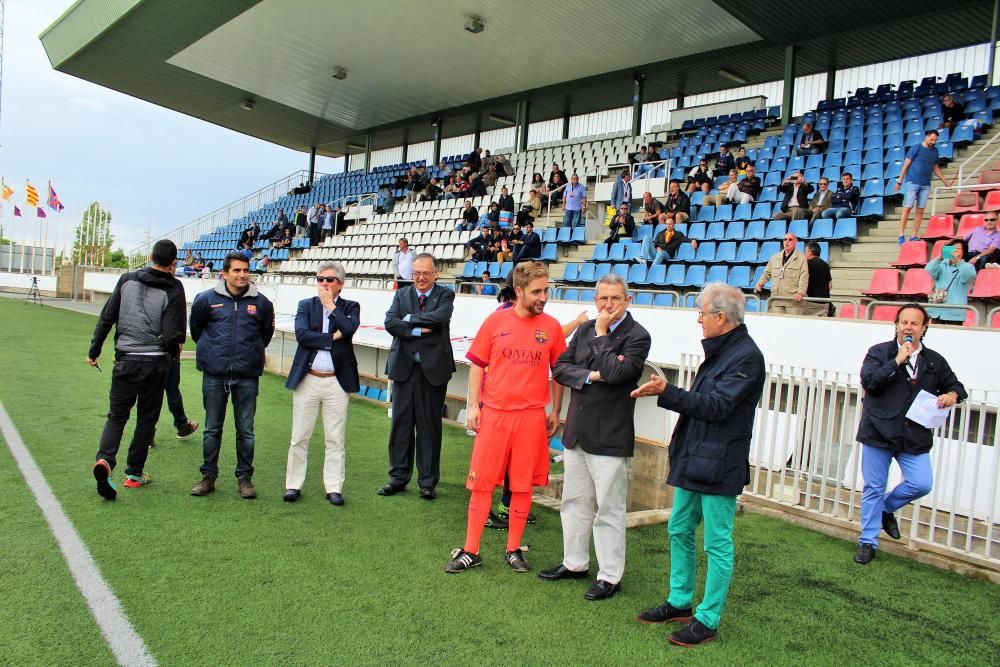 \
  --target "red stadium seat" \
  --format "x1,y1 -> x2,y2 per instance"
950,191 -> 980,214
862,268 -> 901,297
970,269 -> 1000,299
929,239 -> 949,260
977,170 -> 1000,188
962,310 -> 978,327
892,240 -> 928,268
922,214 -> 955,240
984,190 -> 1000,211
957,214 -> 985,237
992,310 -> 1000,328
898,269 -> 933,298
837,303 -> 857,319
871,305 -> 901,322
